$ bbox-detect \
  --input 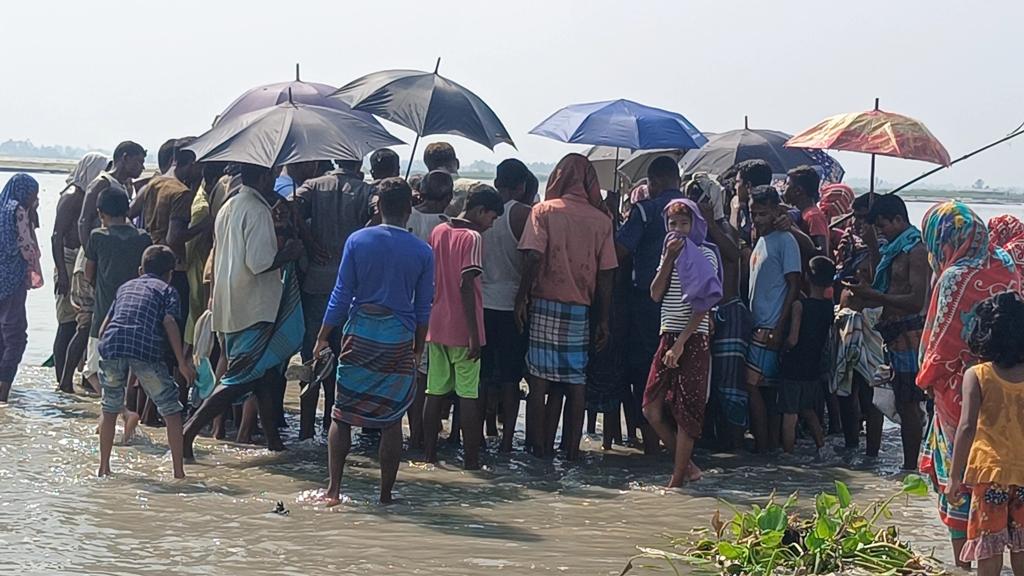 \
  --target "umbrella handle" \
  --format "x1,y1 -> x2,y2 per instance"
406,133 -> 422,180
